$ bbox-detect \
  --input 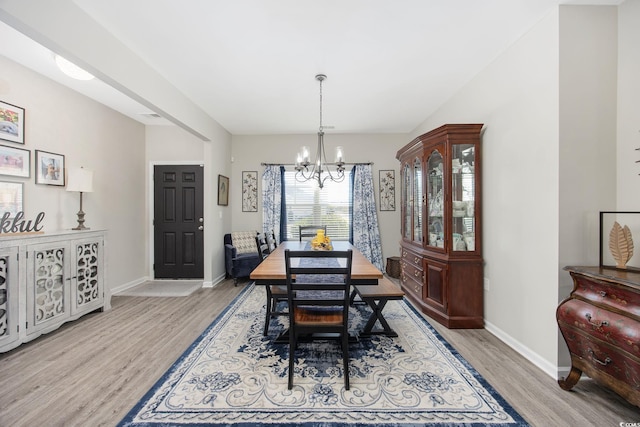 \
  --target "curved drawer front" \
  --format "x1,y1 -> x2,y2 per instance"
571,274 -> 640,319
559,323 -> 640,391
401,247 -> 423,270
401,261 -> 423,283
401,273 -> 423,300
558,298 -> 640,358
